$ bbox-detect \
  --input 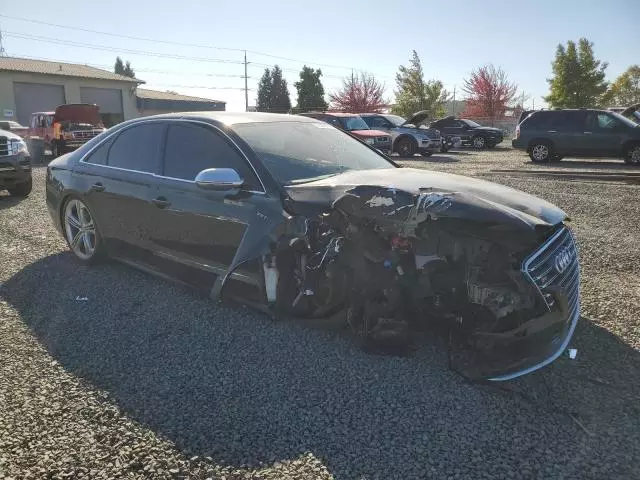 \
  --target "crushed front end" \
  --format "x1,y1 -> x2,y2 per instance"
264,172 -> 580,381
